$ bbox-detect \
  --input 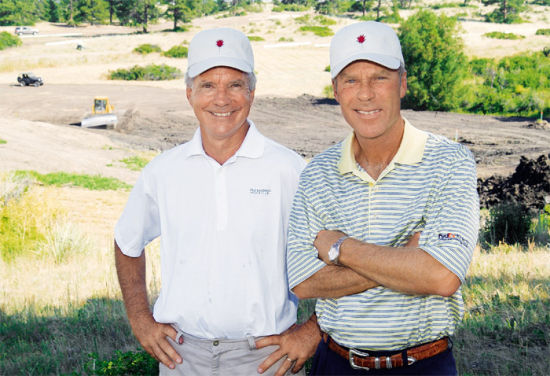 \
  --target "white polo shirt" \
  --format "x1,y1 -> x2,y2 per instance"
115,121 -> 306,339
